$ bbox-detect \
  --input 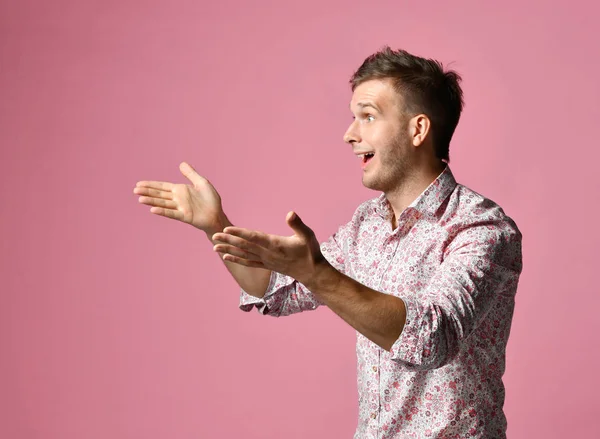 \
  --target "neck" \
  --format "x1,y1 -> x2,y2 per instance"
385,160 -> 446,228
